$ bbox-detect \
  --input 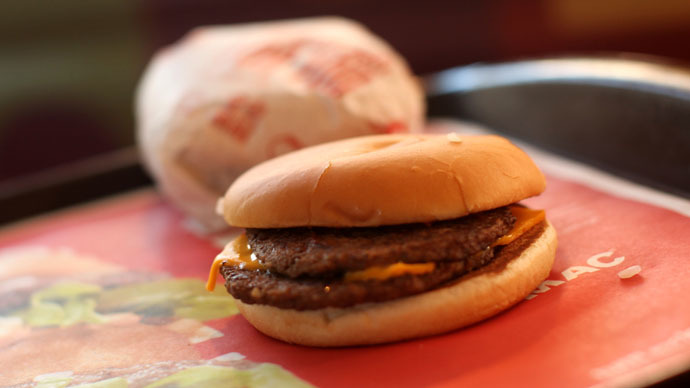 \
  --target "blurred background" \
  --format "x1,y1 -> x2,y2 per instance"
2,0 -> 690,220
